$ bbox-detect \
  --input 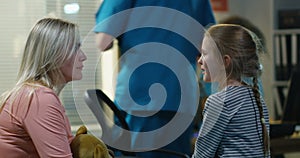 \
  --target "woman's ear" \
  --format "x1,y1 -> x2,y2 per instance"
223,55 -> 231,68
